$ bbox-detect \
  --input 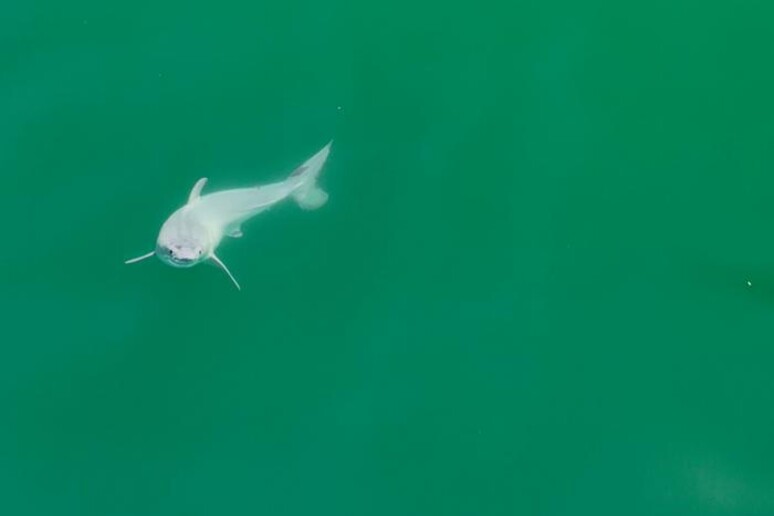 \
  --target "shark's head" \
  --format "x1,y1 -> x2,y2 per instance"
154,205 -> 215,268
156,239 -> 207,268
